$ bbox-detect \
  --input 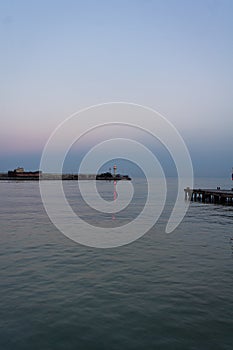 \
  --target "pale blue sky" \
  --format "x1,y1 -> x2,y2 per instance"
1,0 -> 233,176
